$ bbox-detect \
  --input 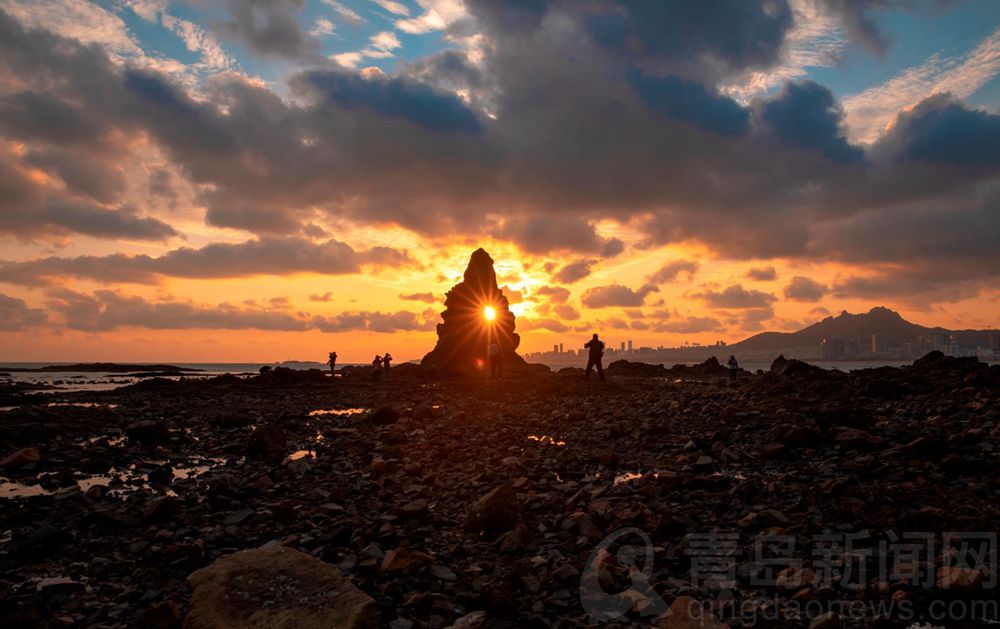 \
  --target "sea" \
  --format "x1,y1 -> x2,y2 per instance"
2,358 -> 982,394
0,362 -> 352,393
